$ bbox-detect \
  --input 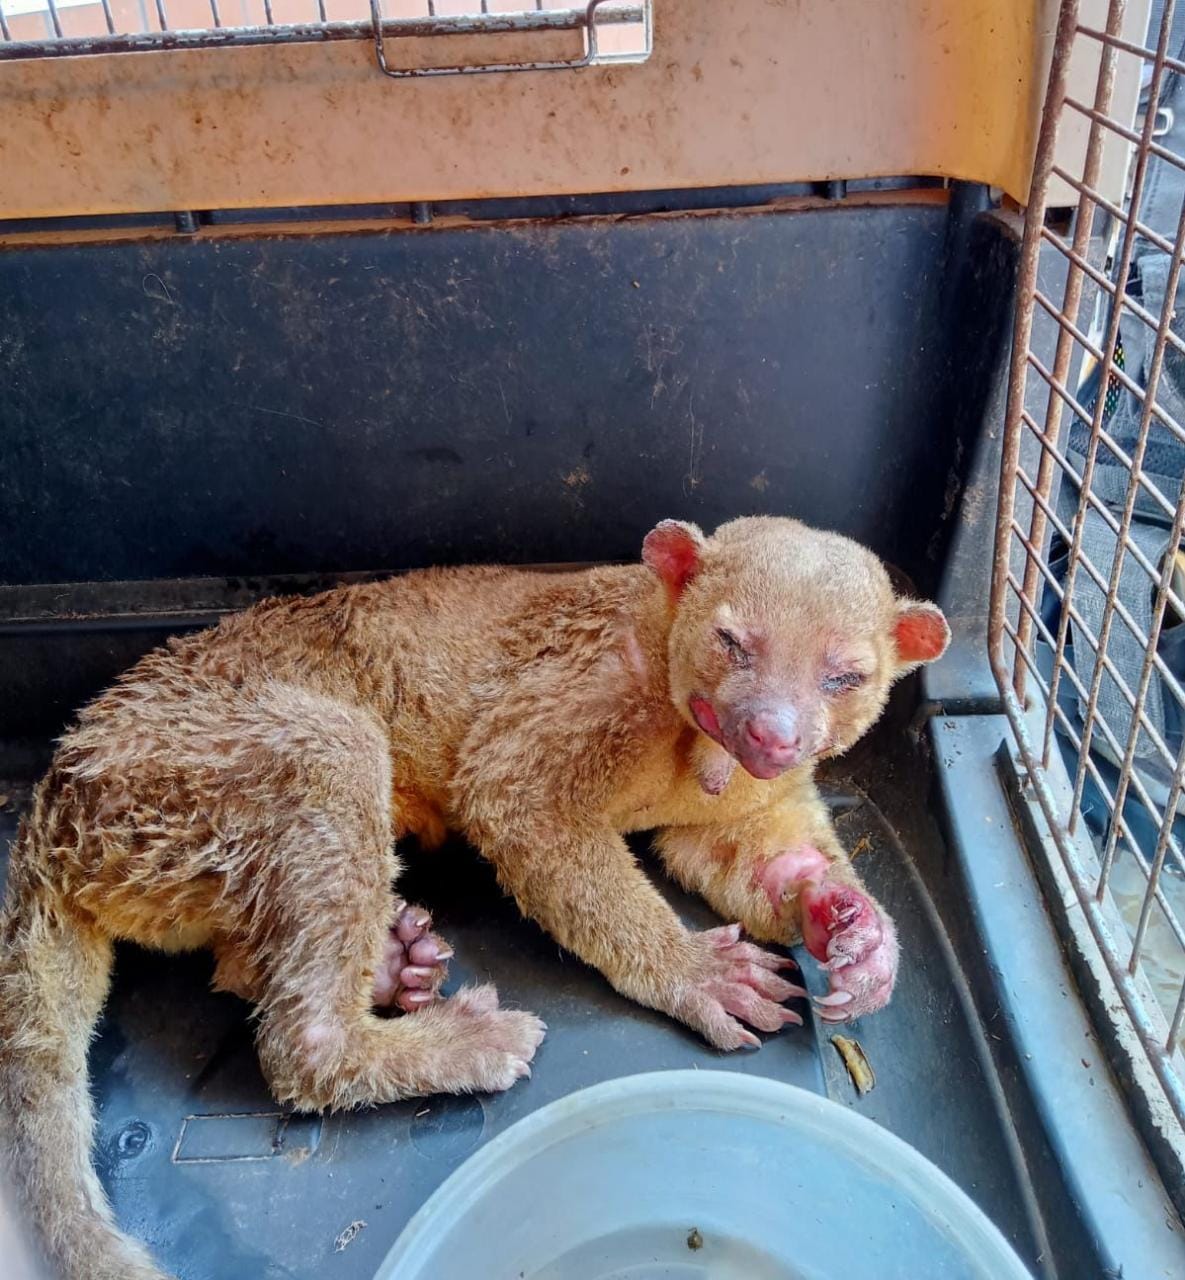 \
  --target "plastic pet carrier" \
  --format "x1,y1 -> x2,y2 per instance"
1,1 -> 1184,1277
